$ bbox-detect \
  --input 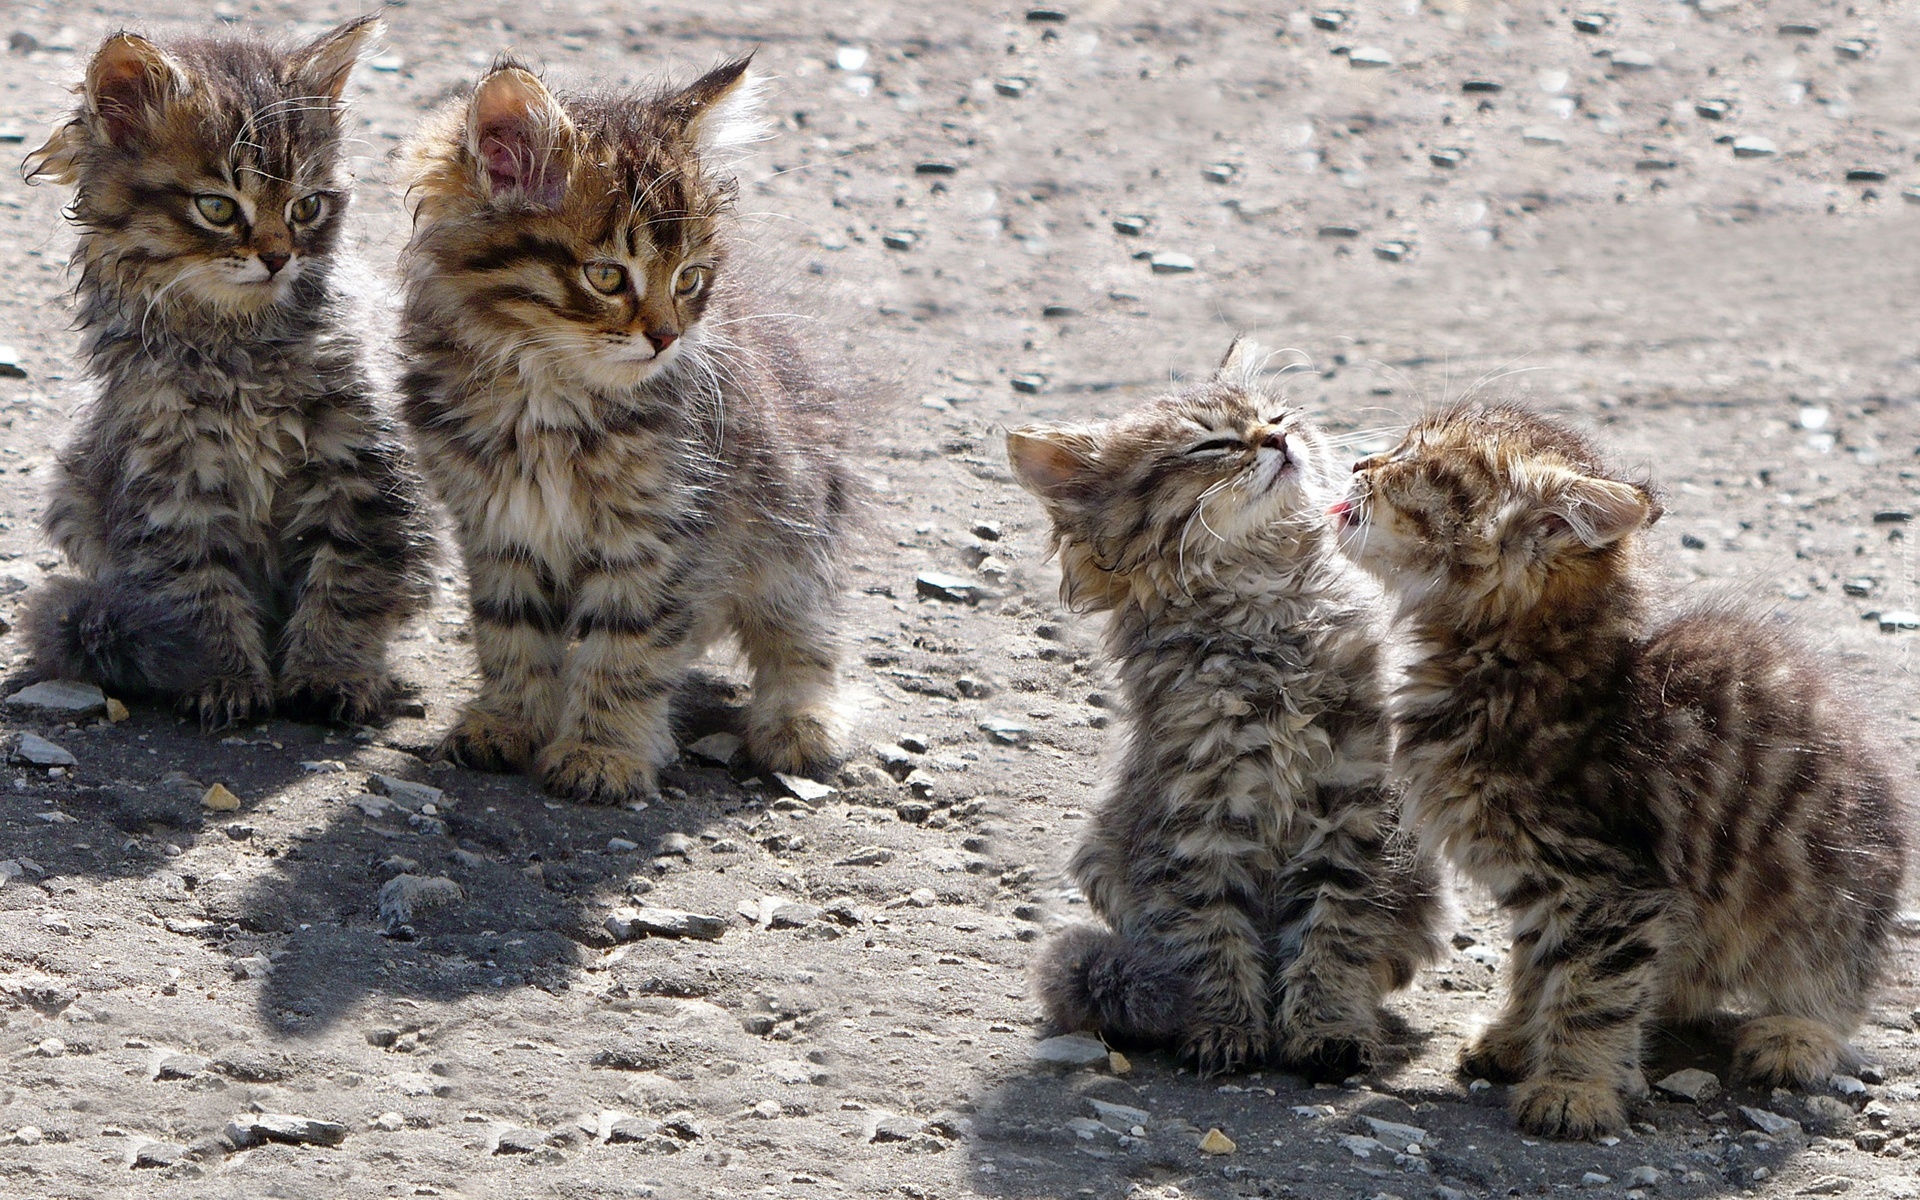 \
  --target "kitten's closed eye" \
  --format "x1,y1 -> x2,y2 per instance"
1186,437 -> 1243,457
